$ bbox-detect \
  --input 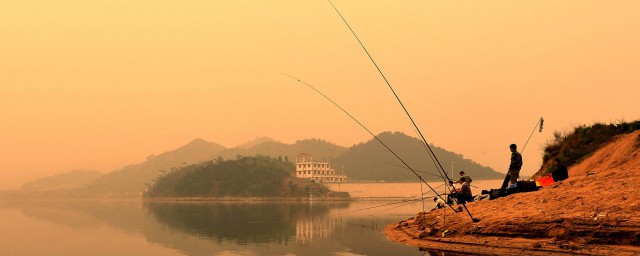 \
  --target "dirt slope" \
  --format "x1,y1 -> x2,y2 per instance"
385,130 -> 640,255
